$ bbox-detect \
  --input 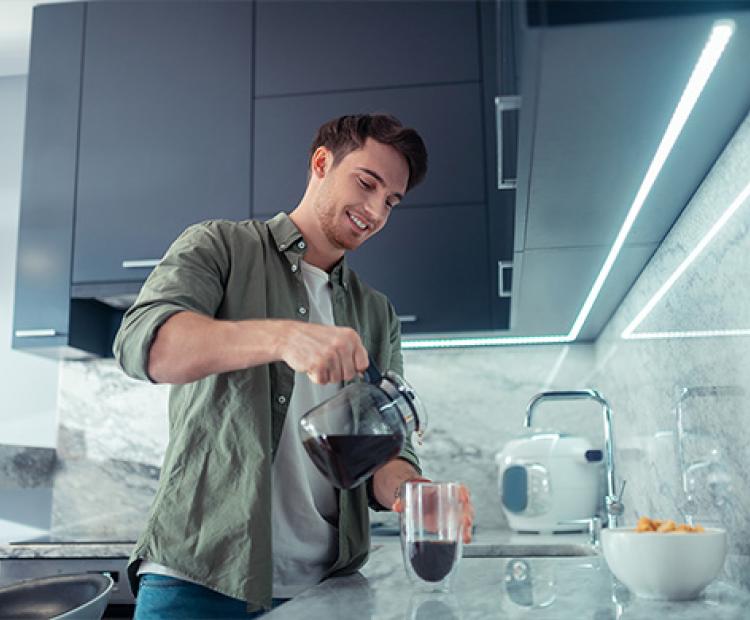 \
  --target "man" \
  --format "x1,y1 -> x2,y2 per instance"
114,114 -> 472,618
